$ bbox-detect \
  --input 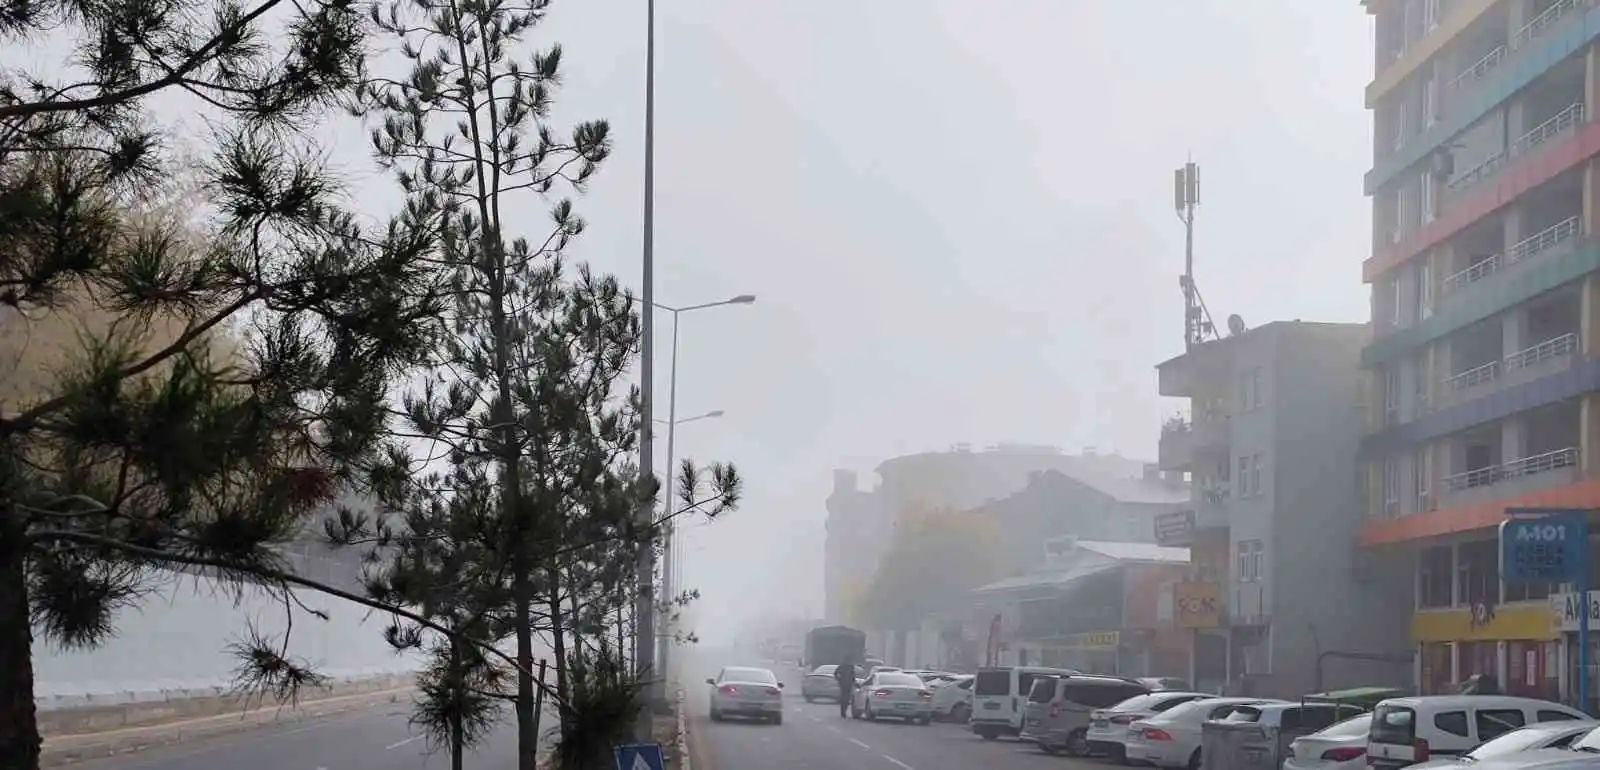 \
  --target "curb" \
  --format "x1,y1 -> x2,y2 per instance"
675,687 -> 690,770
40,683 -> 414,767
